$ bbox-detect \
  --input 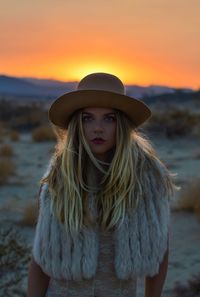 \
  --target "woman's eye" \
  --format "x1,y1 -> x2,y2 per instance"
105,116 -> 116,122
82,114 -> 116,122
82,116 -> 92,122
